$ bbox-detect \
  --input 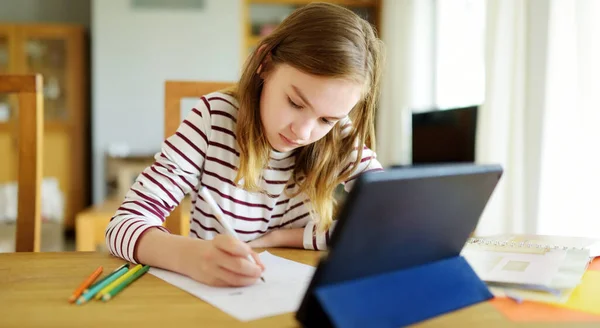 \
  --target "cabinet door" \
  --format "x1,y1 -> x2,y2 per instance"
16,25 -> 76,122
0,25 -> 17,74
15,25 -> 87,227
0,25 -> 18,184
